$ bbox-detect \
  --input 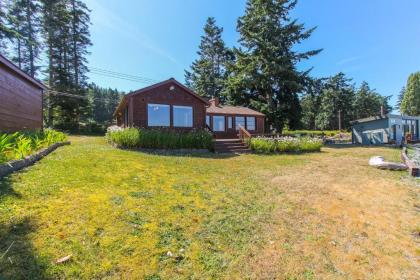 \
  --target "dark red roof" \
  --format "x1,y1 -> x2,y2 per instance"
0,54 -> 46,90
113,78 -> 208,116
206,103 -> 265,116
